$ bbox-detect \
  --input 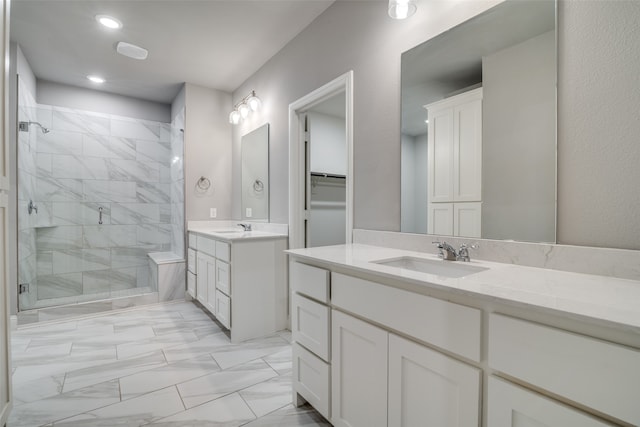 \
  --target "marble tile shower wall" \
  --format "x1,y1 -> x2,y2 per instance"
17,77 -> 39,309
28,104 -> 177,306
